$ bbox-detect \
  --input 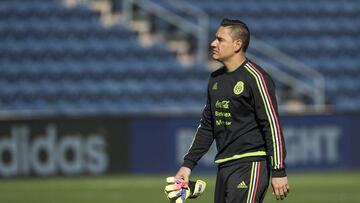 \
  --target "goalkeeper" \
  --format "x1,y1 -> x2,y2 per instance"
173,18 -> 290,203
